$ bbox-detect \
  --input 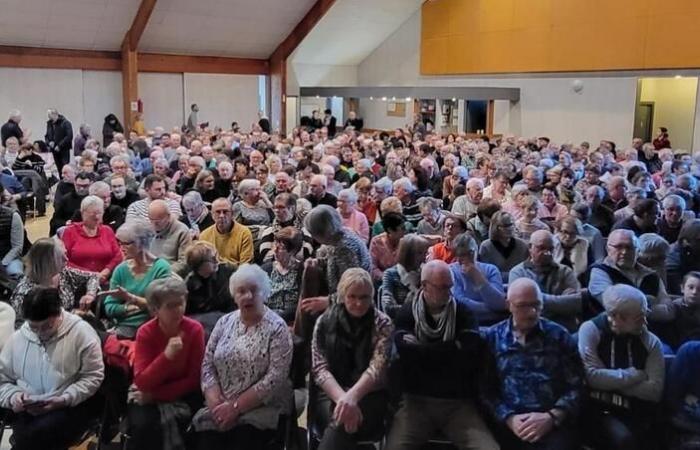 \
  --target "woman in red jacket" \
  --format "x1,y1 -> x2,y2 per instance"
126,277 -> 206,450
61,195 -> 122,284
